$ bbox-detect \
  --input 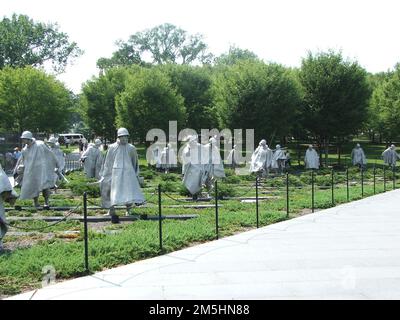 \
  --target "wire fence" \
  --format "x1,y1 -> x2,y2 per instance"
3,165 -> 398,276
64,153 -> 82,173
